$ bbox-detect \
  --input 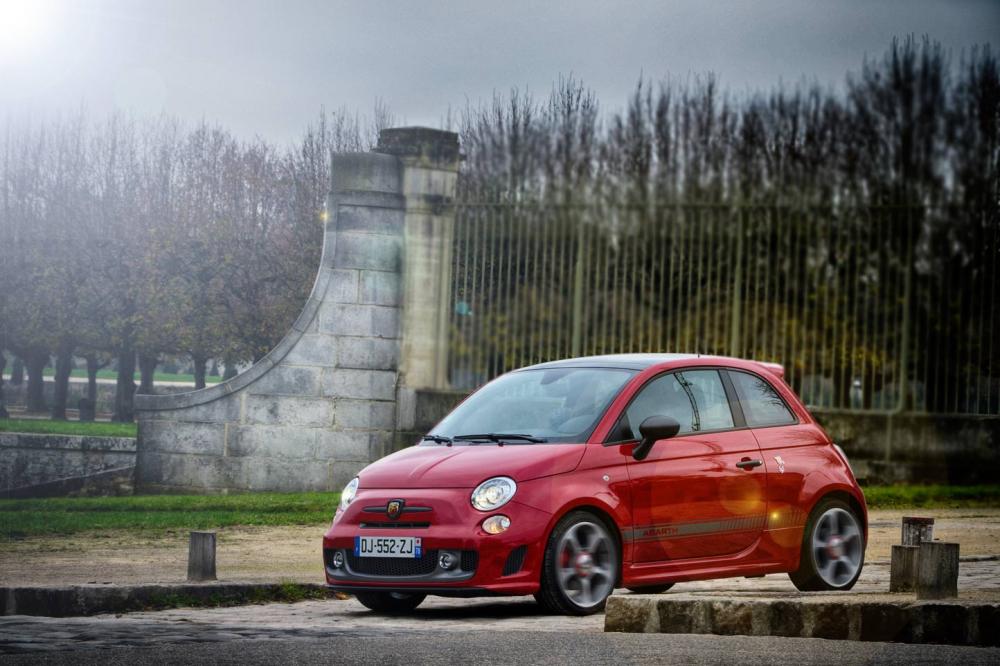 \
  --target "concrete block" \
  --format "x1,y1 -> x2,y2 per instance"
333,232 -> 402,272
764,600 -> 803,637
335,400 -> 395,429
319,304 -> 399,339
227,426 -> 318,460
135,451 -> 237,491
328,269 -> 360,303
314,430 -> 371,462
245,396 -> 334,427
138,421 -> 226,456
234,457 -> 333,492
916,542 -> 960,600
916,603 -> 971,645
708,600 -> 753,635
360,270 -> 401,306
247,366 -> 321,397
331,152 -> 401,195
604,596 -> 657,633
803,602 -> 849,640
146,396 -> 241,424
859,602 -> 912,642
890,544 -> 920,592
322,369 -> 397,401
338,337 -> 399,370
283,334 -> 338,367
336,204 -> 405,235
655,599 -> 696,634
